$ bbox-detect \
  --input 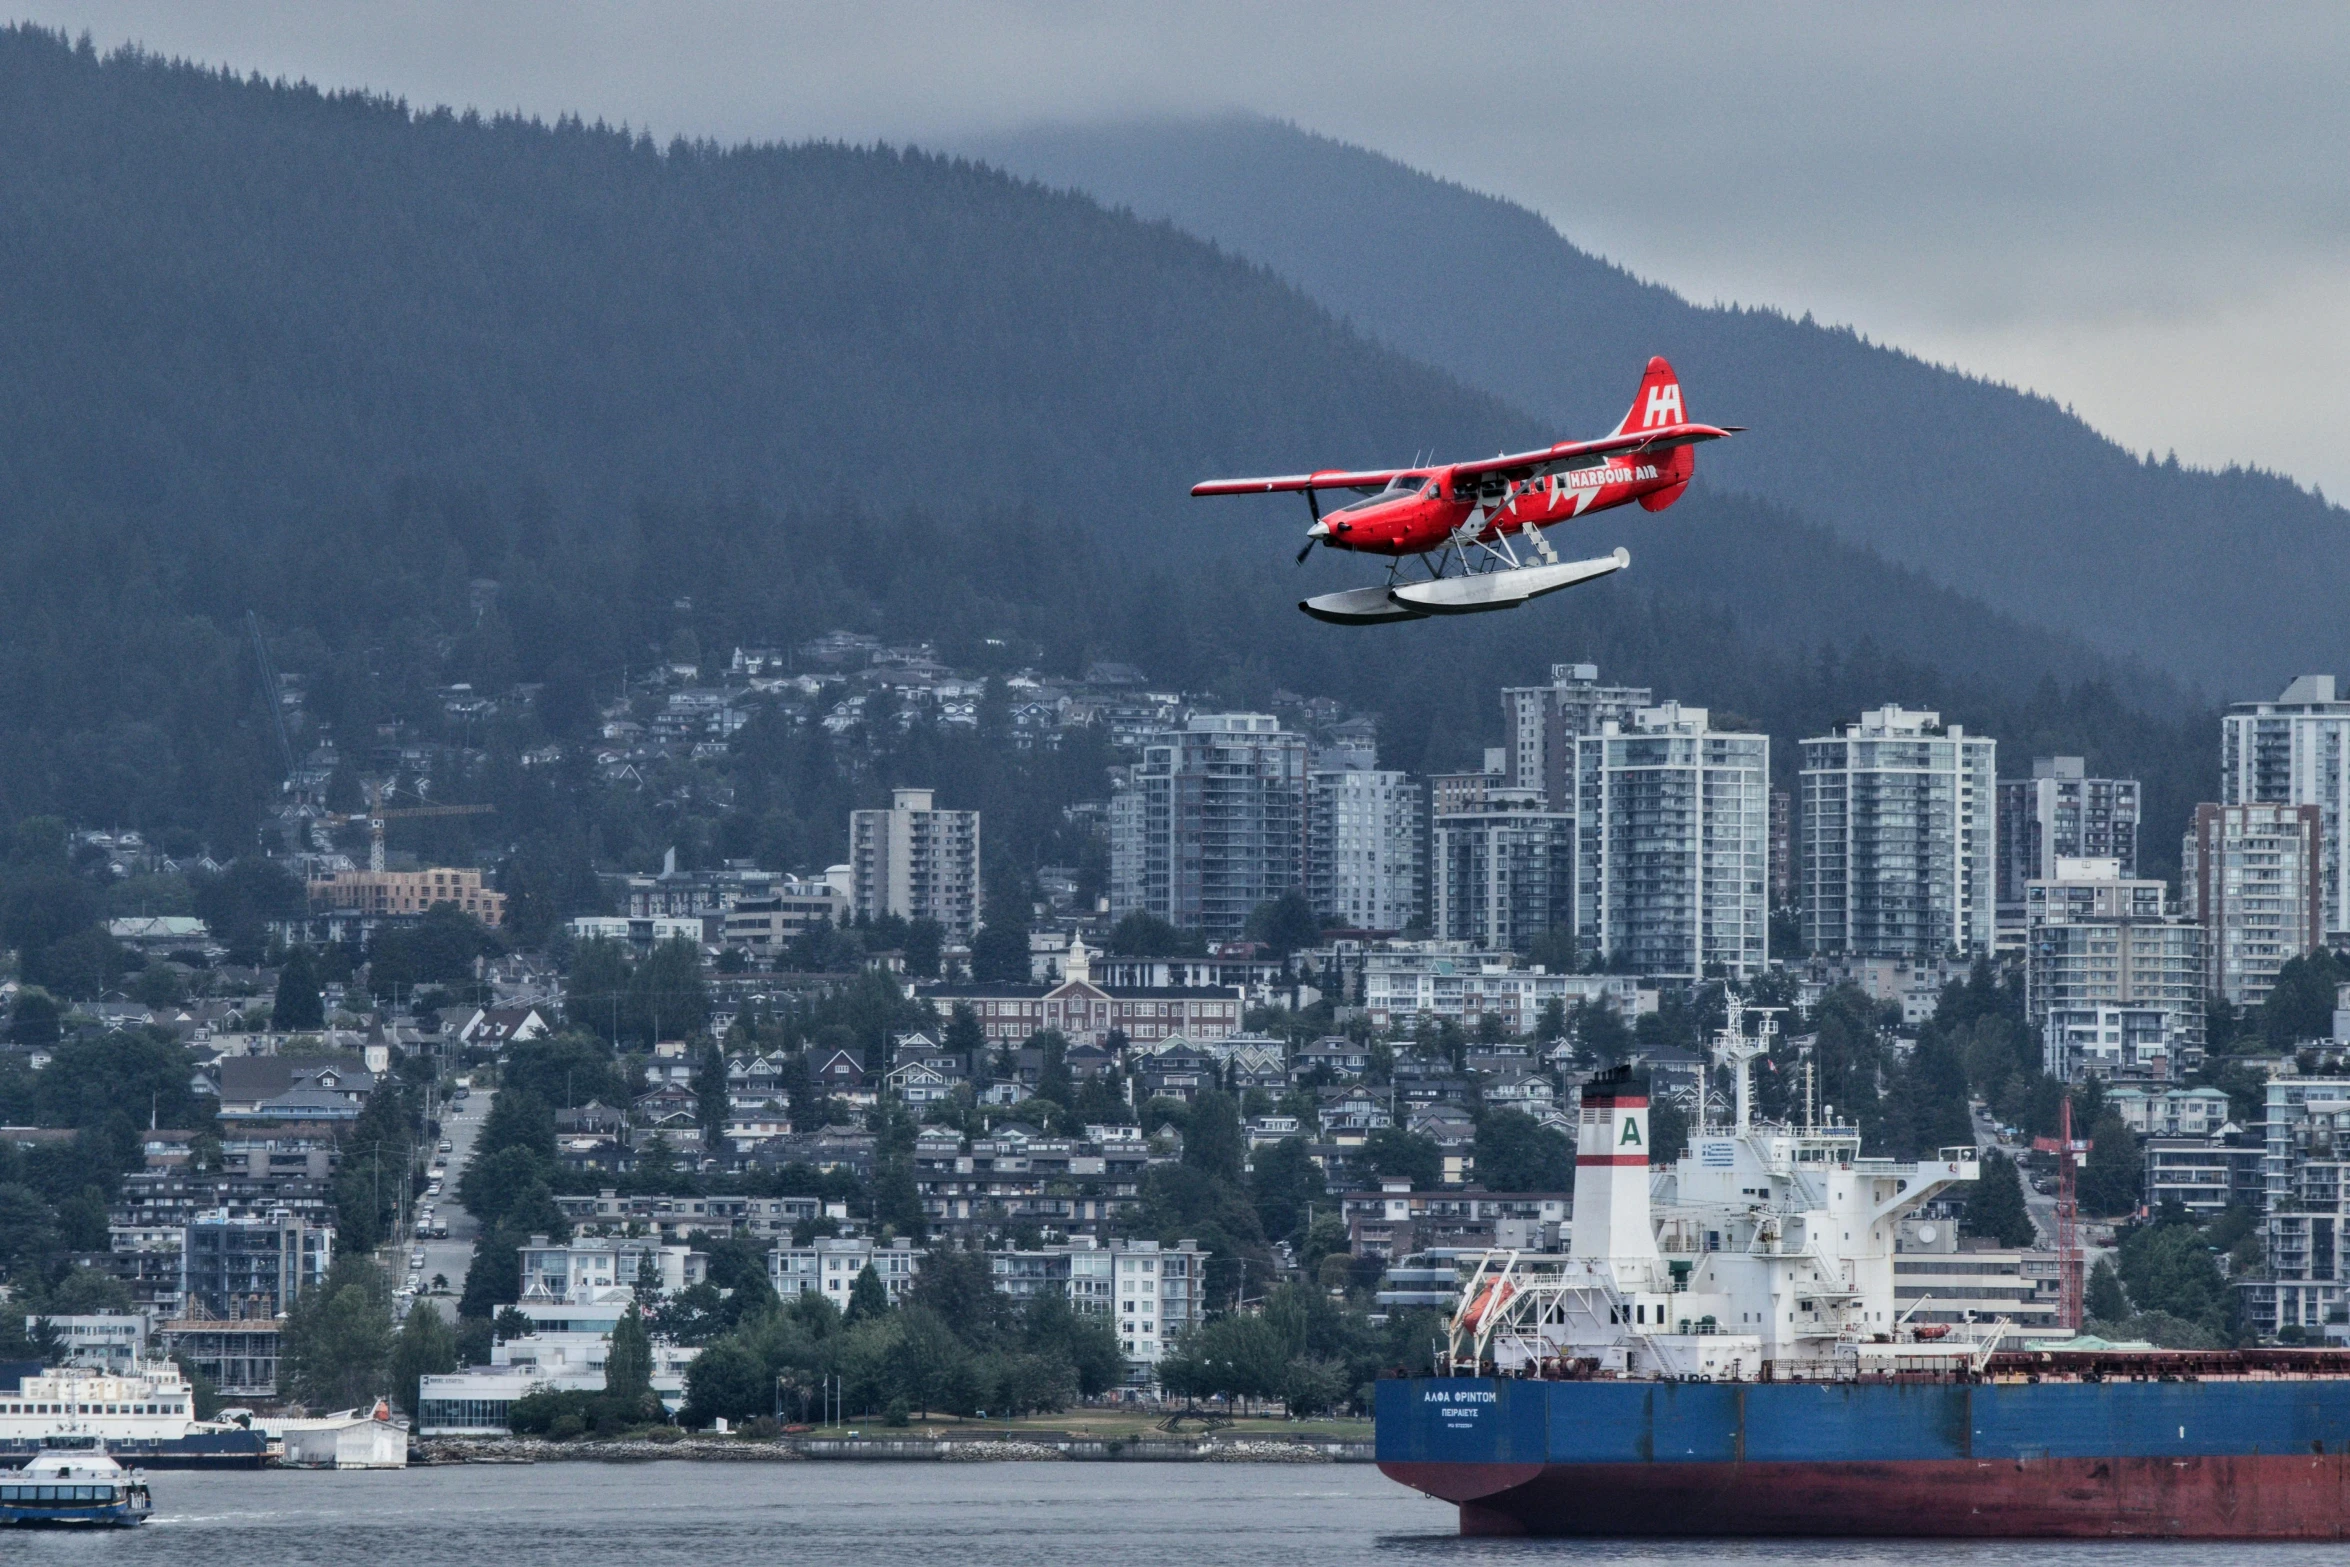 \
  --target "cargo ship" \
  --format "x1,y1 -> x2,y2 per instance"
1376,1003 -> 2350,1537
0,1360 -> 267,1469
